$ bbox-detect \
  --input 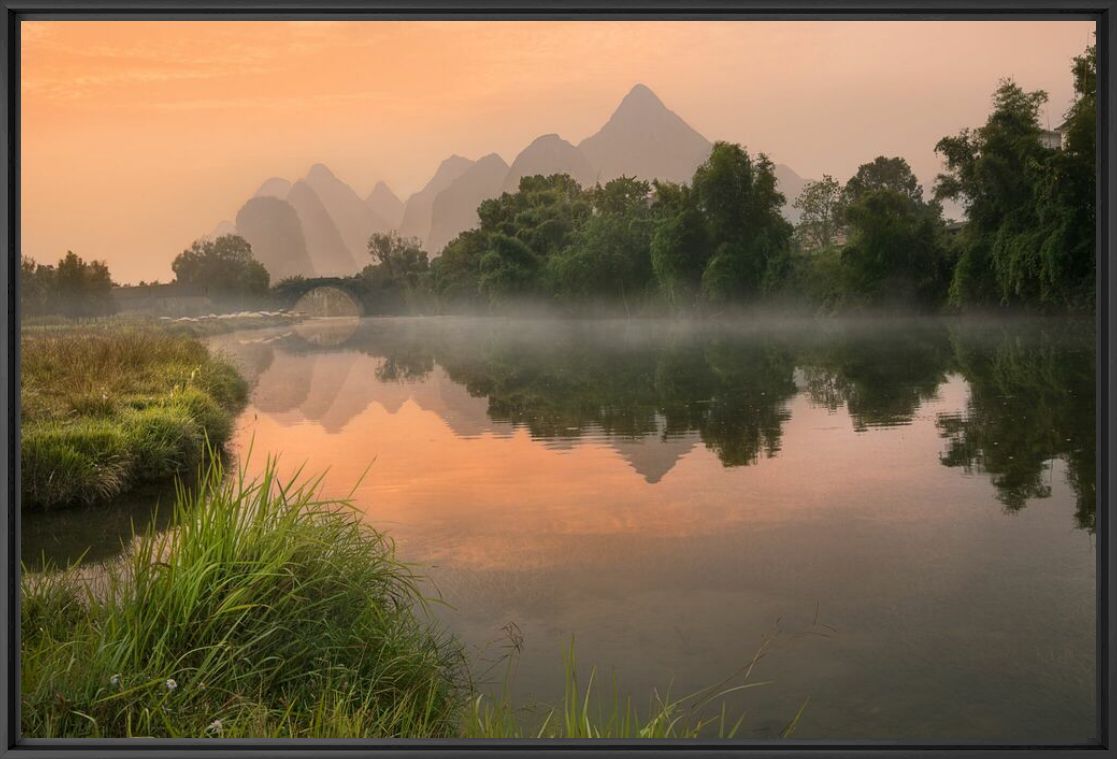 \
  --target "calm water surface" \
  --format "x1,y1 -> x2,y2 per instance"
26,316 -> 1097,741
